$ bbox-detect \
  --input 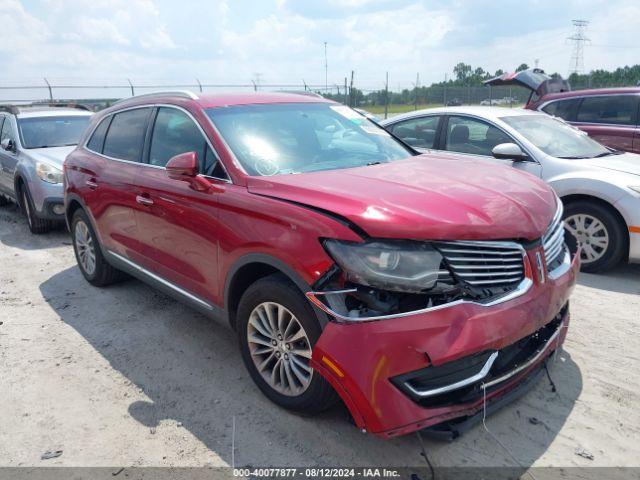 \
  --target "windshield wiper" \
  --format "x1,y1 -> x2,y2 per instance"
591,150 -> 624,158
556,155 -> 588,159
